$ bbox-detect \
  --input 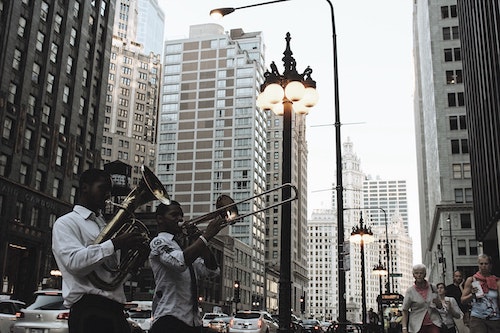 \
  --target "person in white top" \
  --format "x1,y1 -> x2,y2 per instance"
431,282 -> 462,333
52,168 -> 147,333
149,201 -> 225,333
